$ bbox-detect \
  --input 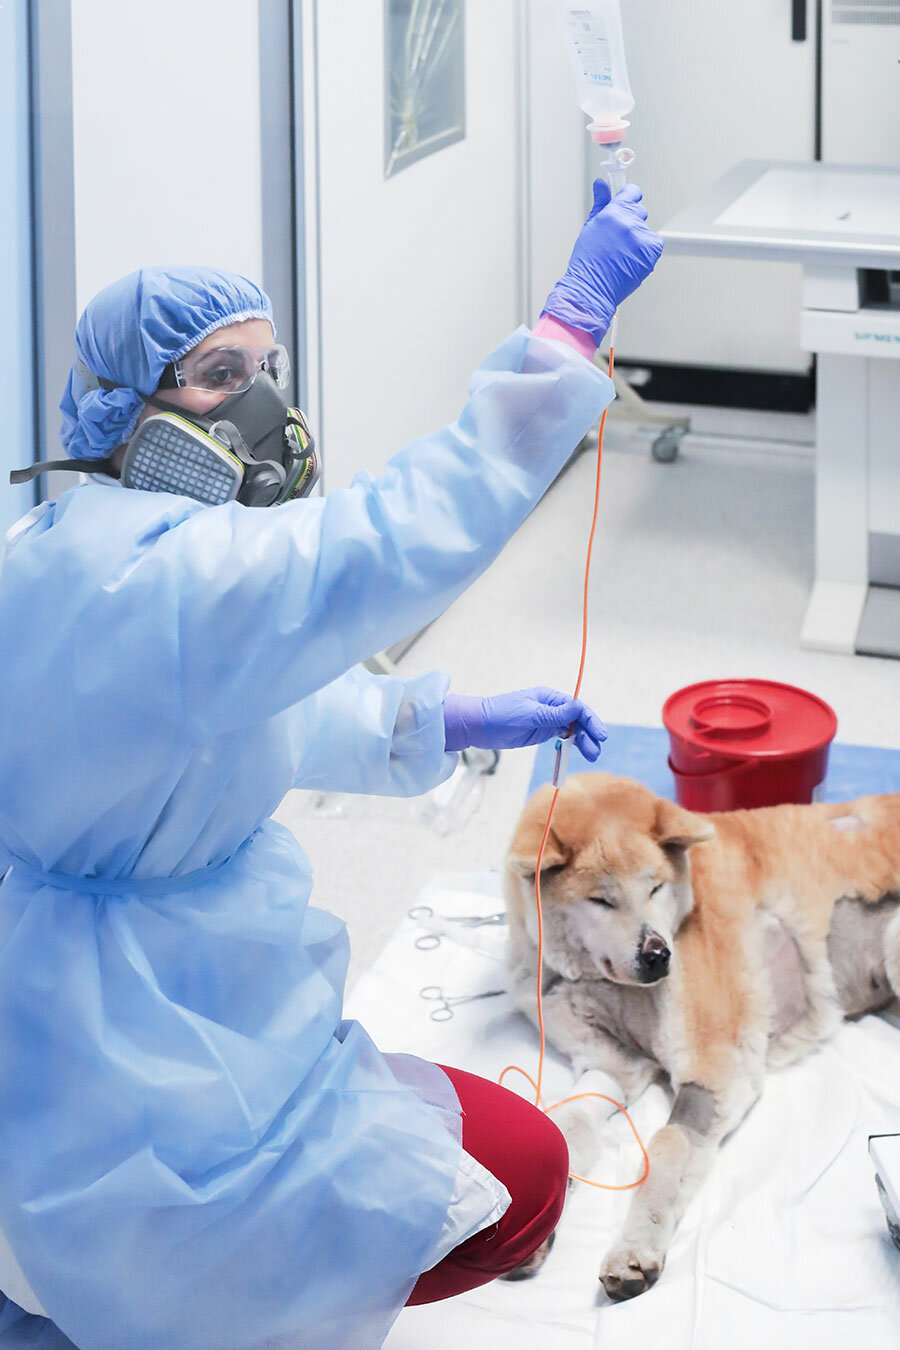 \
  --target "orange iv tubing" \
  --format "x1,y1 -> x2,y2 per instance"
498,326 -> 650,1193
